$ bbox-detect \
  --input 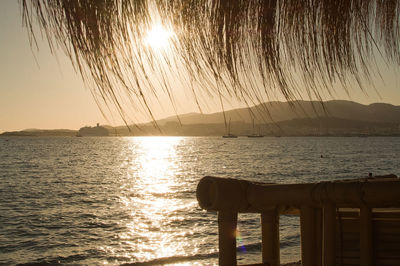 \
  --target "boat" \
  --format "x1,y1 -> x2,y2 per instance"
248,134 -> 263,138
247,118 -> 264,138
223,133 -> 238,138
222,118 -> 238,138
